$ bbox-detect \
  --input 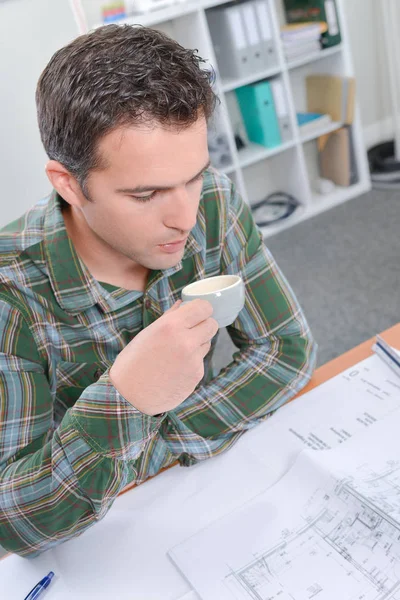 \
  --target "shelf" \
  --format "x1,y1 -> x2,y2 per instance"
311,181 -> 371,213
93,0 -> 231,29
287,44 -> 343,70
260,180 -> 371,239
93,0 -> 197,28
300,121 -> 343,144
238,140 -> 295,169
221,65 -> 281,93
